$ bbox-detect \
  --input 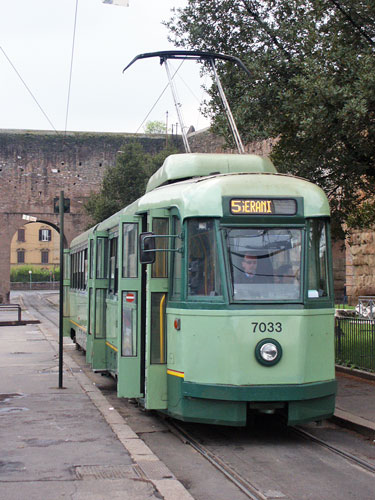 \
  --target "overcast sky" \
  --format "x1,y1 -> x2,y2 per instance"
0,0 -> 211,134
